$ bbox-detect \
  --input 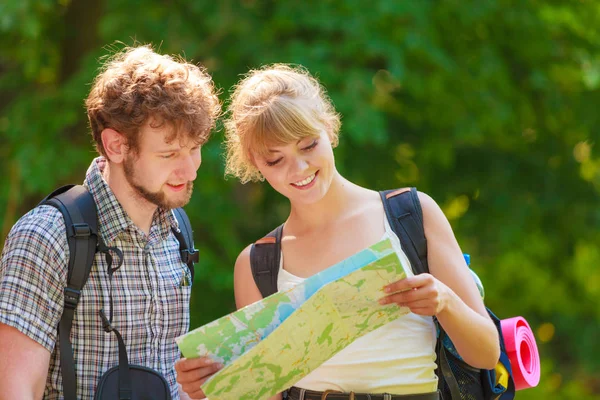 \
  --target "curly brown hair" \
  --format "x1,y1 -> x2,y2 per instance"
224,64 -> 341,183
86,45 -> 221,156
